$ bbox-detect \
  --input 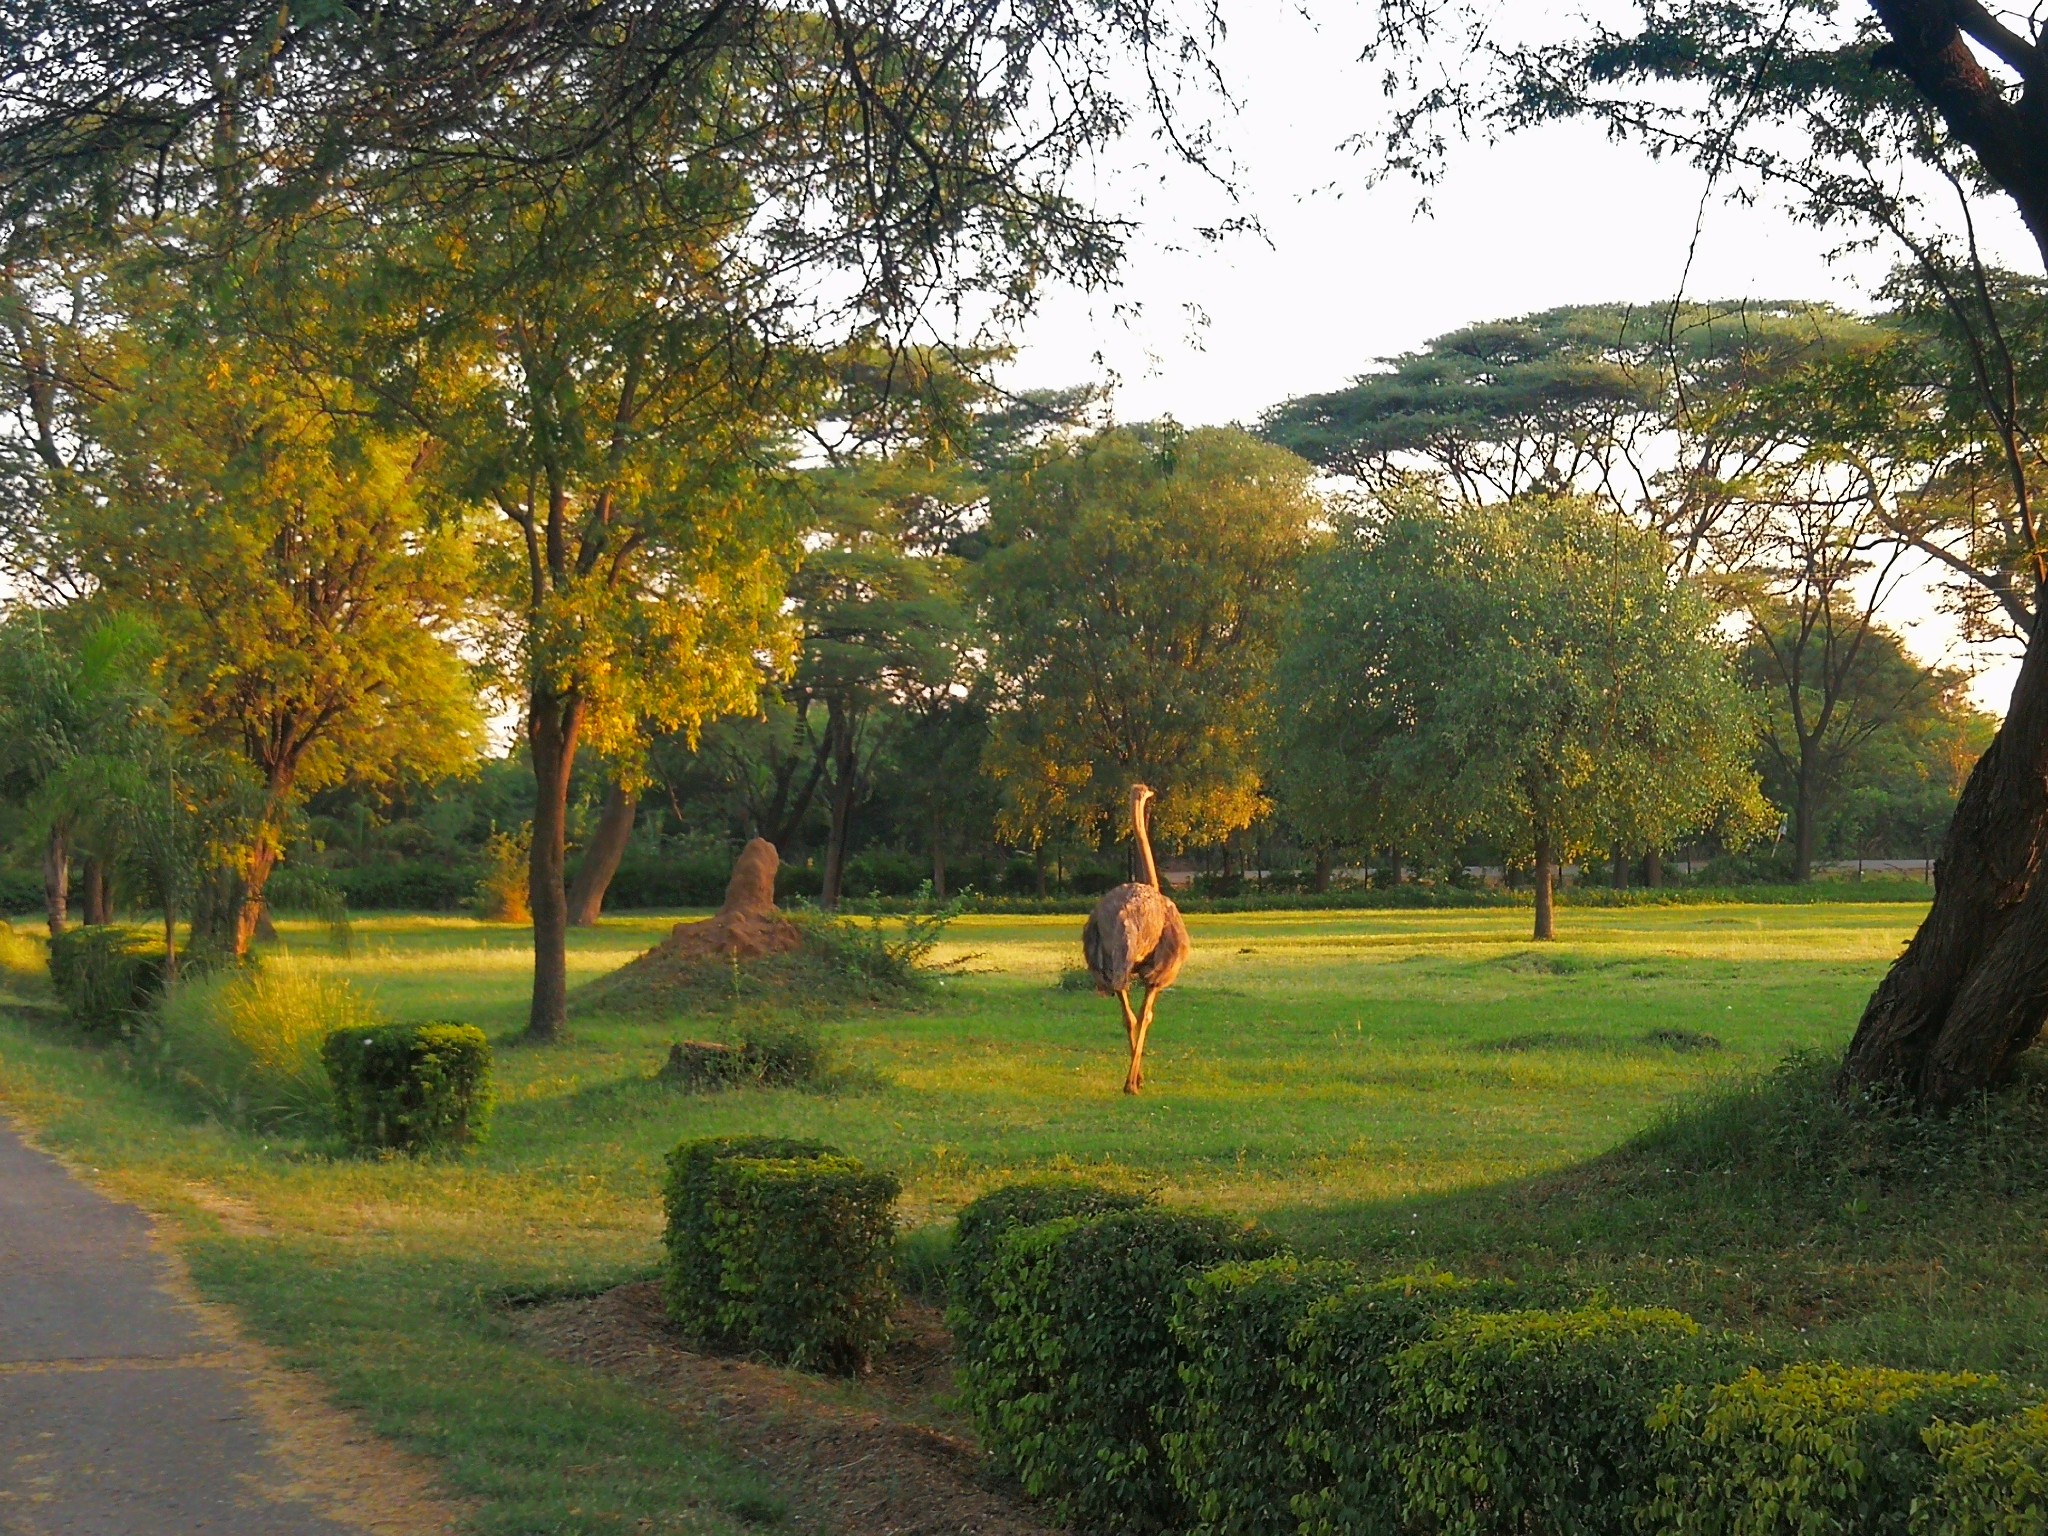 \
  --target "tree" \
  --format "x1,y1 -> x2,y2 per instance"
69,278 -> 481,955
1275,493 -> 1765,941
0,611 -> 158,935
977,425 -> 1318,854
1357,0 -> 2048,1104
